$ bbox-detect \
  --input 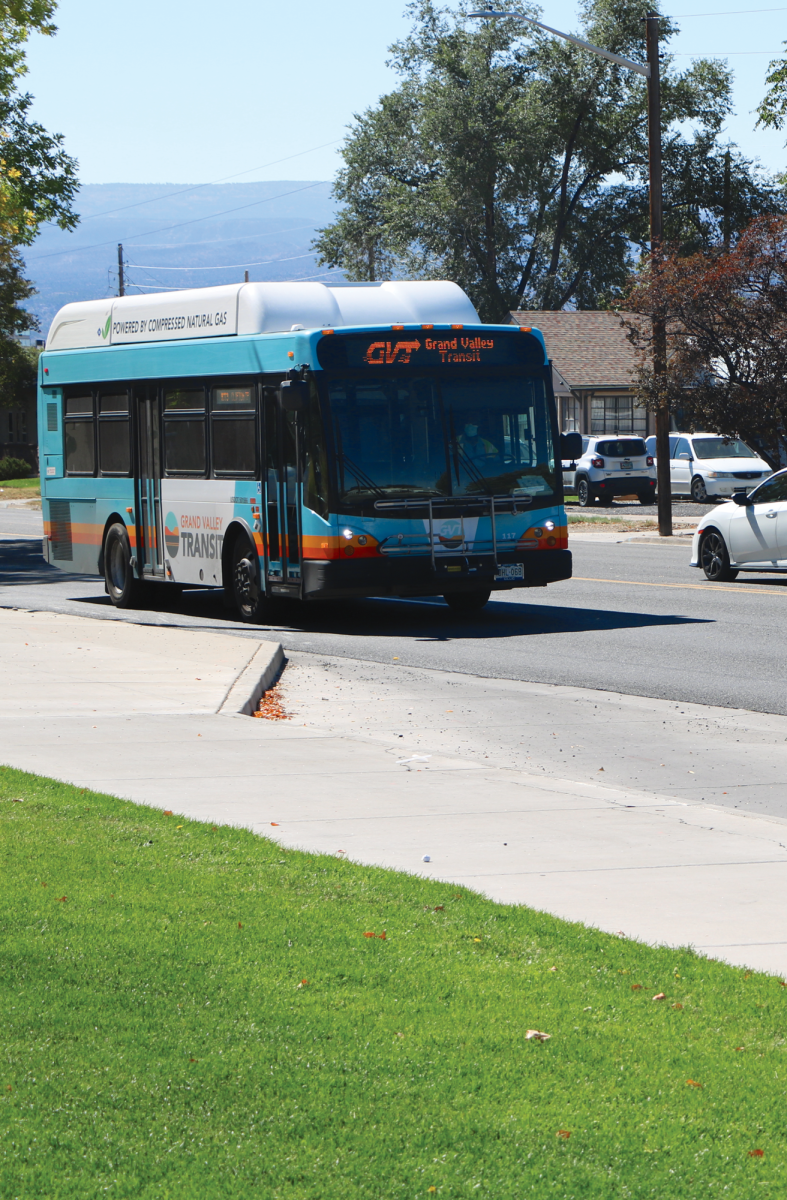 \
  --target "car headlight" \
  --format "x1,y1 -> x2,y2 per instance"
706,472 -> 732,480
